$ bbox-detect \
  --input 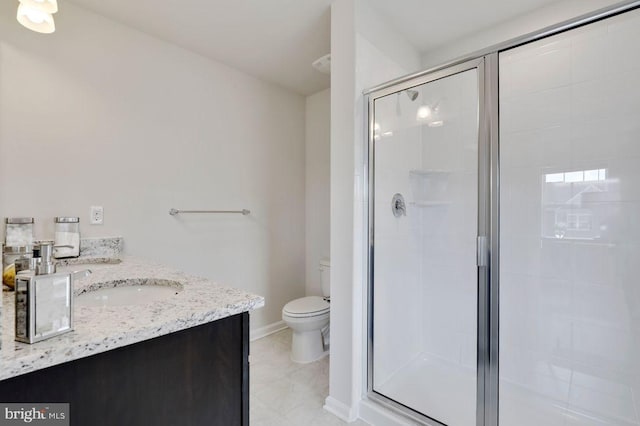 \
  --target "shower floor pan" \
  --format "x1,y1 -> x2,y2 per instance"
375,355 -> 639,426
